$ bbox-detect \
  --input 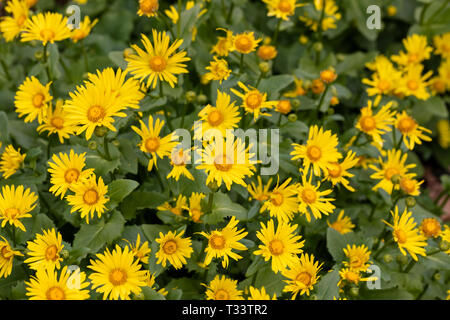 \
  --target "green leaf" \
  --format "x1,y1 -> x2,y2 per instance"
108,179 -> 139,209
121,191 -> 169,220
141,224 -> 172,241
141,287 -> 166,300
326,228 -> 364,261
413,96 -> 448,121
254,265 -> 285,297
316,268 -> 340,300
258,75 -> 295,99
335,51 -> 378,76
211,192 -> 248,221
108,51 -> 127,69
0,111 -> 9,143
